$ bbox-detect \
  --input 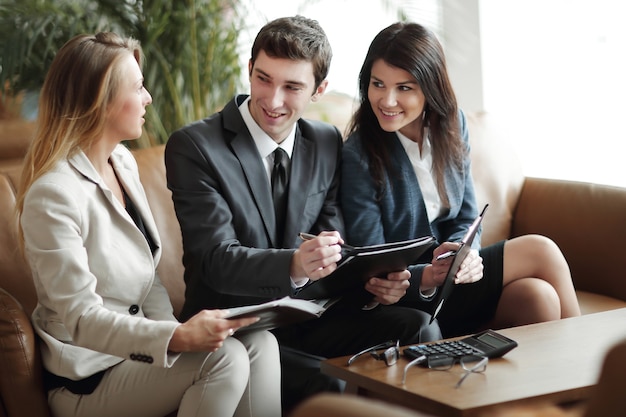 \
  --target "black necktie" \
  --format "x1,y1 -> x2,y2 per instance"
271,147 -> 289,246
